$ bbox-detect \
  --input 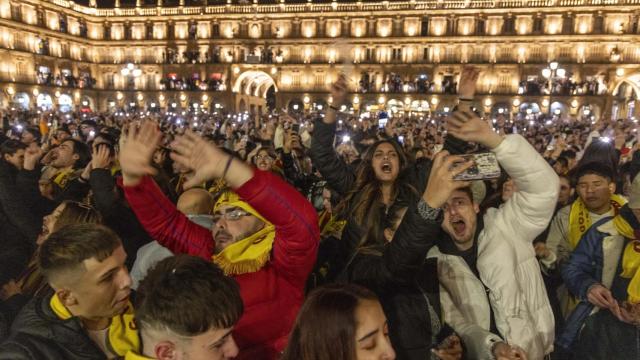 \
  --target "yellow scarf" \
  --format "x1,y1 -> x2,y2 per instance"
110,164 -> 121,177
52,168 -> 76,188
568,195 -> 626,250
212,191 -> 275,276
50,293 -> 140,357
319,210 -> 346,238
612,209 -> 640,304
